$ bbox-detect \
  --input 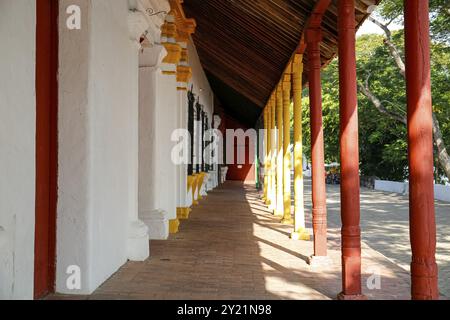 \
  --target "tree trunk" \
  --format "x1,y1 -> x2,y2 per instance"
432,113 -> 450,181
